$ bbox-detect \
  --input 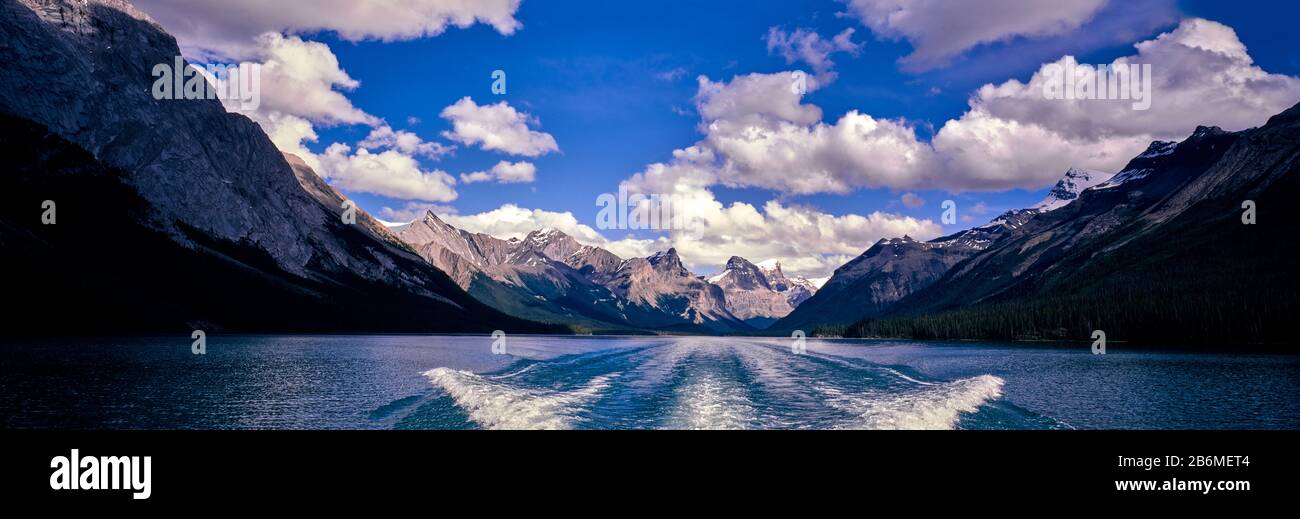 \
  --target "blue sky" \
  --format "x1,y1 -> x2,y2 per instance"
138,0 -> 1300,277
